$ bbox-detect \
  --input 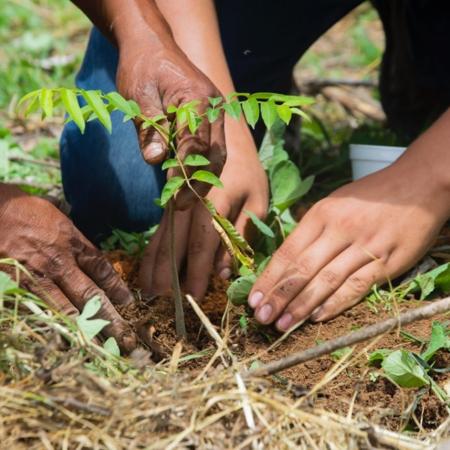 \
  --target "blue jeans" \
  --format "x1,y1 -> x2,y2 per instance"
61,0 -> 362,242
